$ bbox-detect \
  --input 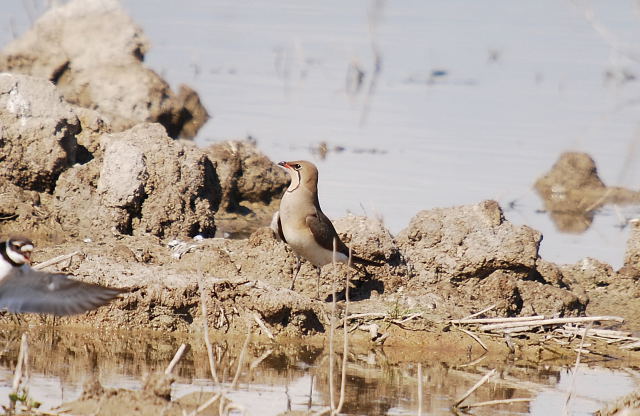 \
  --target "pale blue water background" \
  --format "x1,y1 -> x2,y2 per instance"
2,2 -> 640,414
4,0 -> 640,270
